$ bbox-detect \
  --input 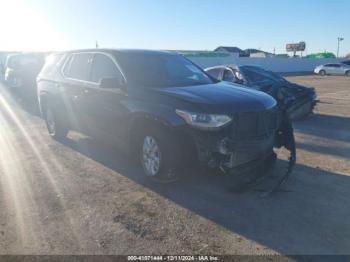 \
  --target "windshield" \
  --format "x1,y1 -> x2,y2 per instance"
115,52 -> 214,88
